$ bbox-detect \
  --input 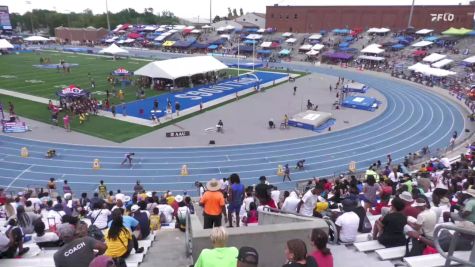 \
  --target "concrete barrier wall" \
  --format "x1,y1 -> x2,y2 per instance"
191,211 -> 328,267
